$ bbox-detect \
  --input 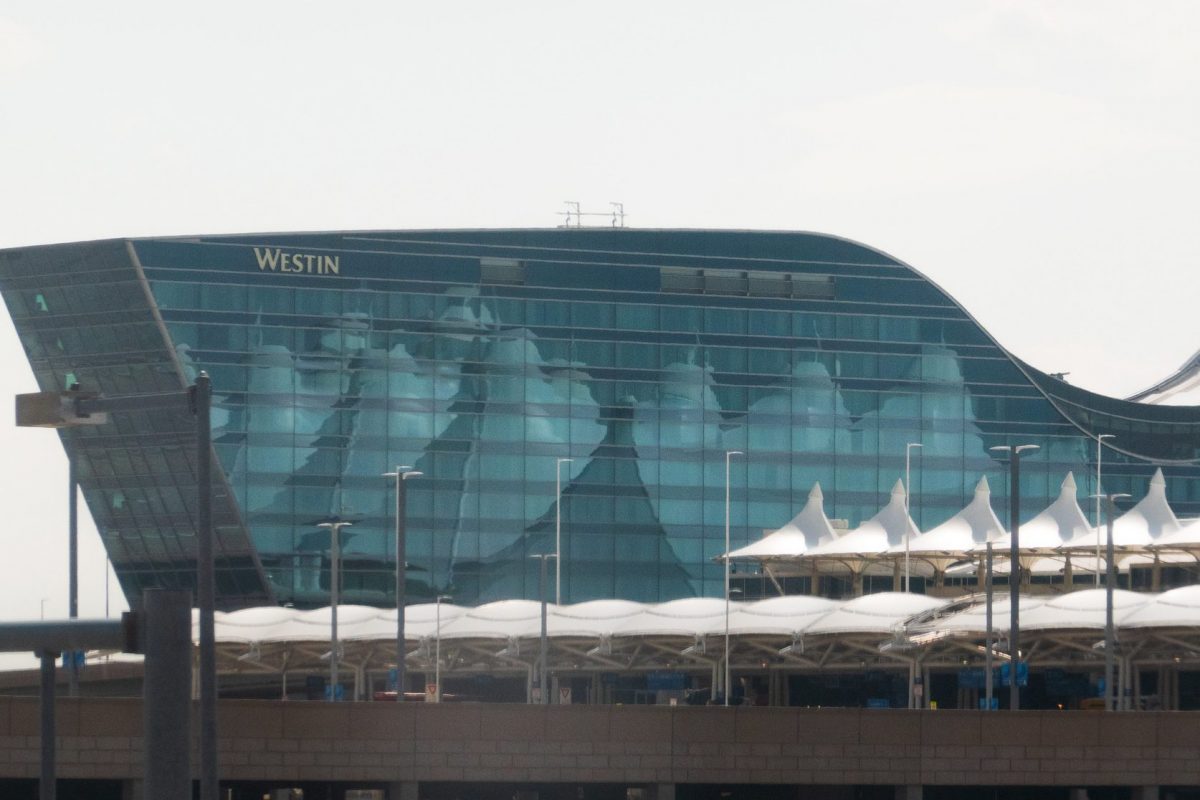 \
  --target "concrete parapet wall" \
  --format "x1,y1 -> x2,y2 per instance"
0,697 -> 1195,787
